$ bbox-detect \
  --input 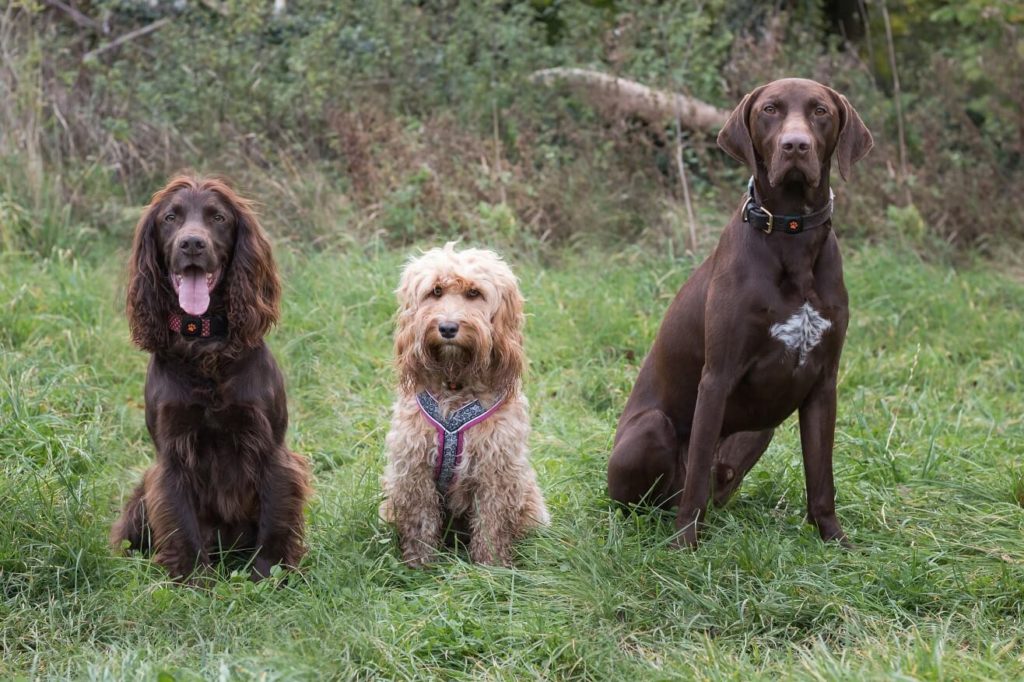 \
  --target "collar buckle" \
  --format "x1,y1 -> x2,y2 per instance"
743,196 -> 774,235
